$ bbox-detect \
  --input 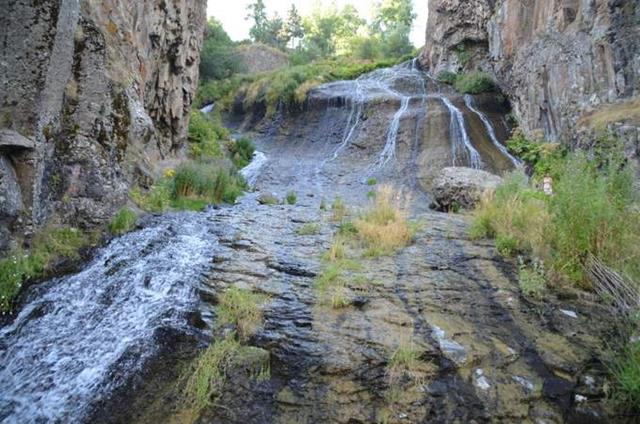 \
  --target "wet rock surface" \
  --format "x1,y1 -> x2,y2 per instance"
1,63 -> 620,423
